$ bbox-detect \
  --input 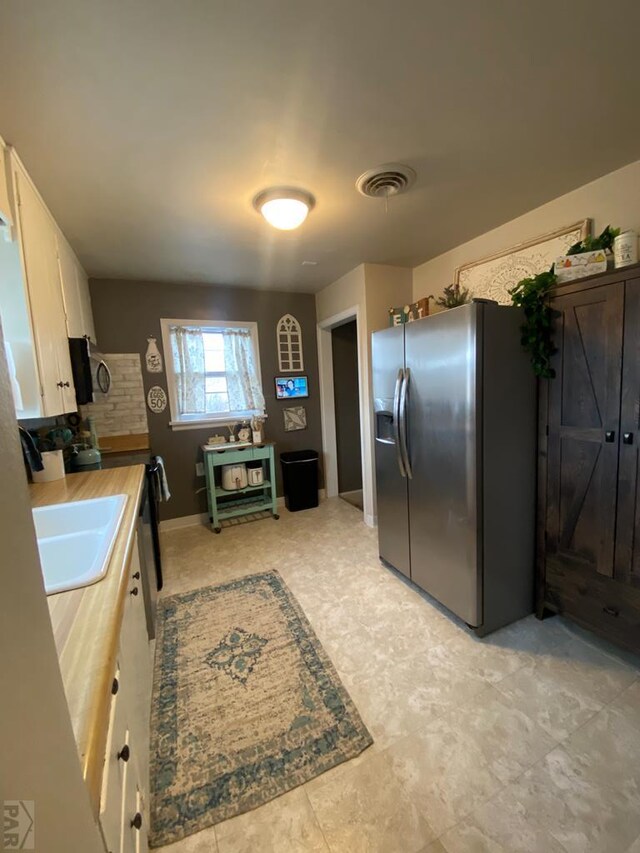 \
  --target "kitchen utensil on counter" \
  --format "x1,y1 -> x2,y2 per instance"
32,450 -> 66,483
221,463 -> 248,491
